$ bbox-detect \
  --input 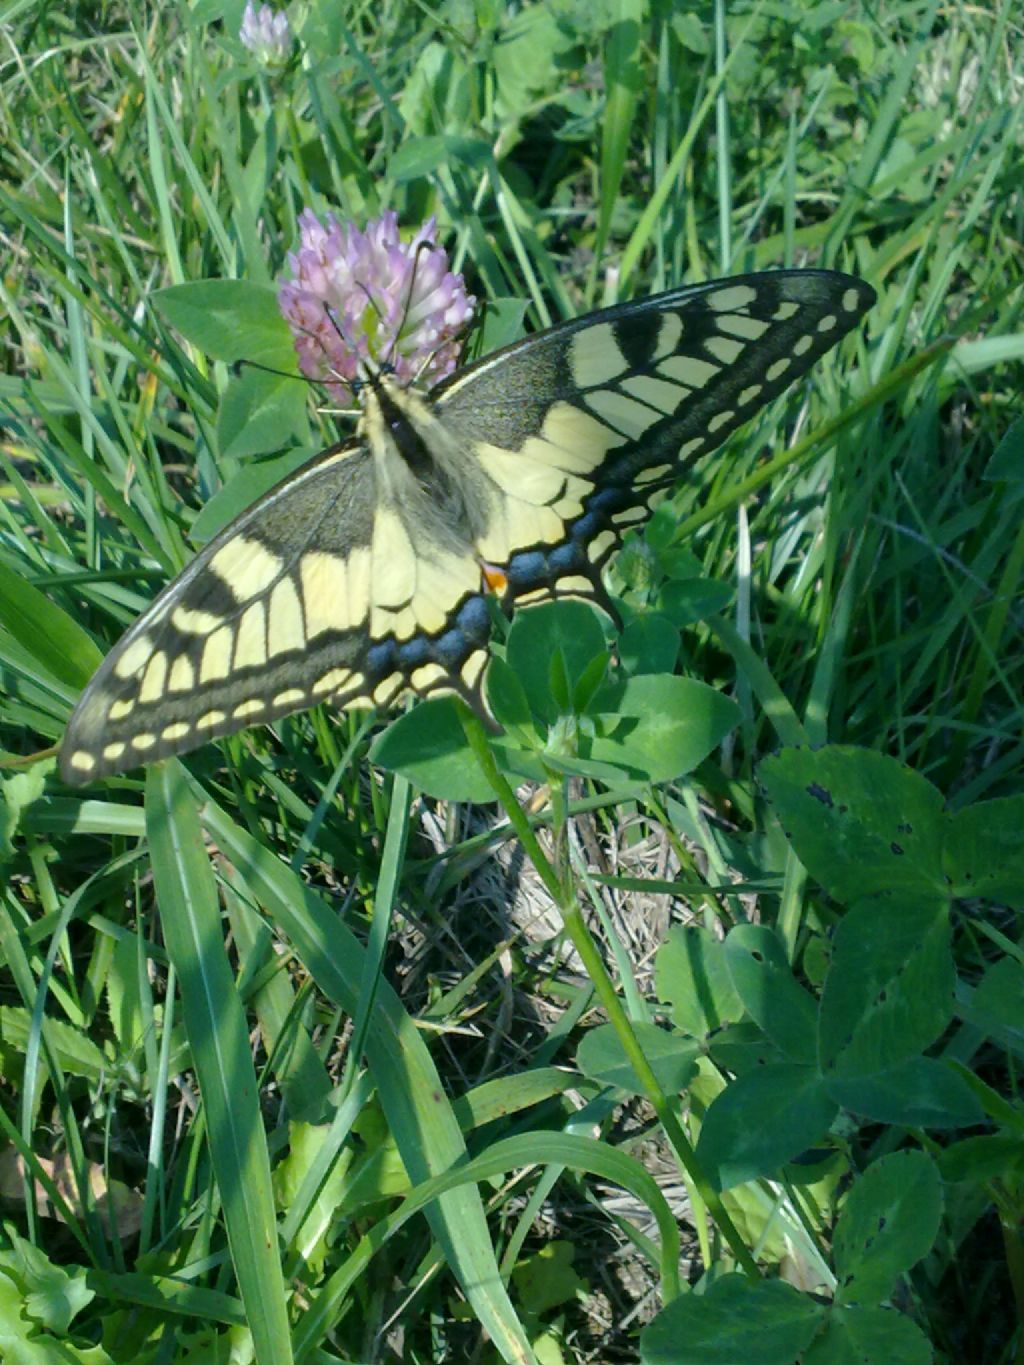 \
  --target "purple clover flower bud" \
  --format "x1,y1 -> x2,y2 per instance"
277,209 -> 476,405
239,2 -> 292,66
